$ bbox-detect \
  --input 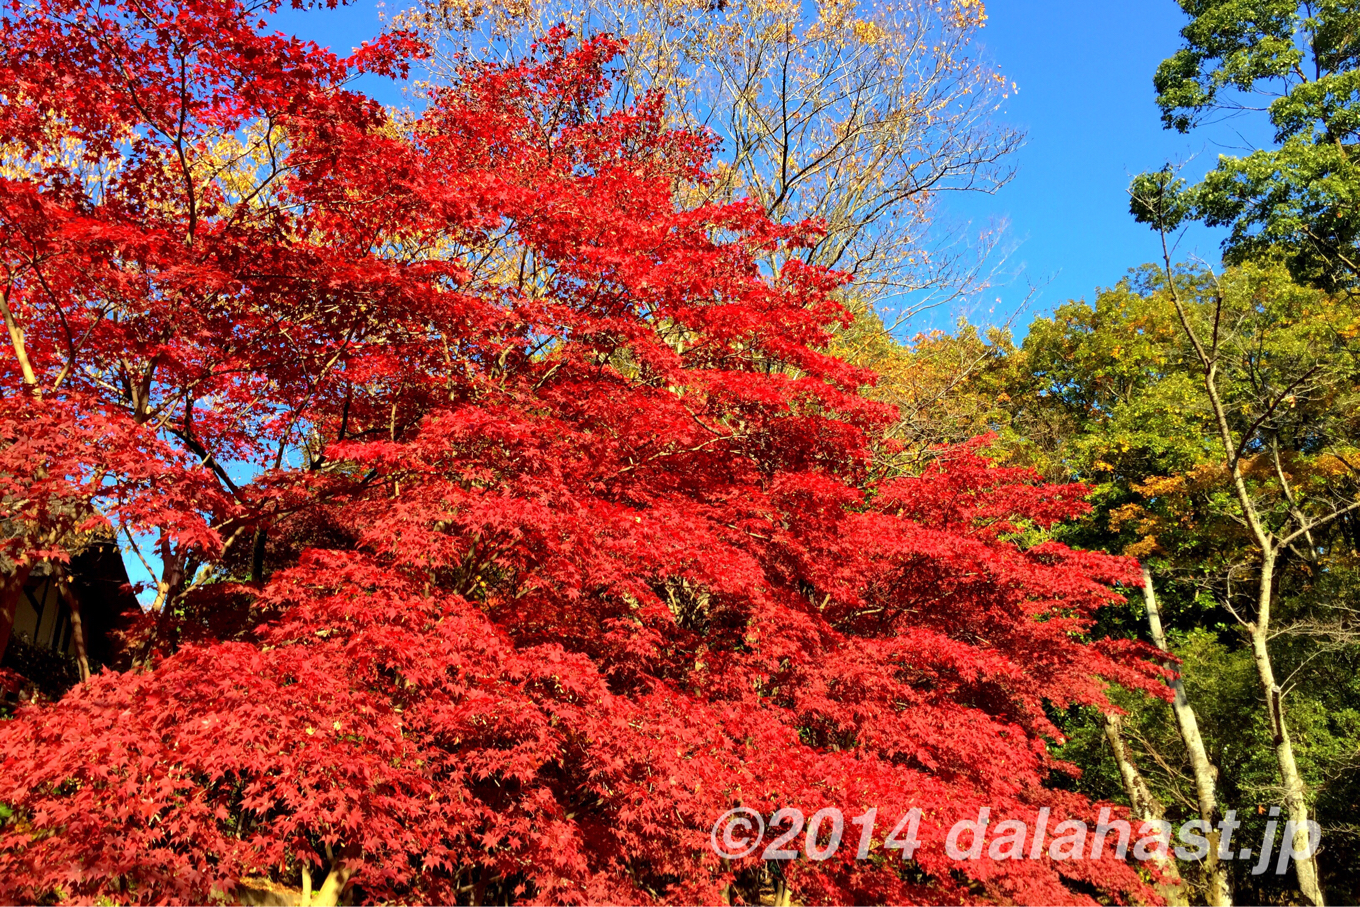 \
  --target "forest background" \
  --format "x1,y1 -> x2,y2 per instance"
0,0 -> 1357,905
